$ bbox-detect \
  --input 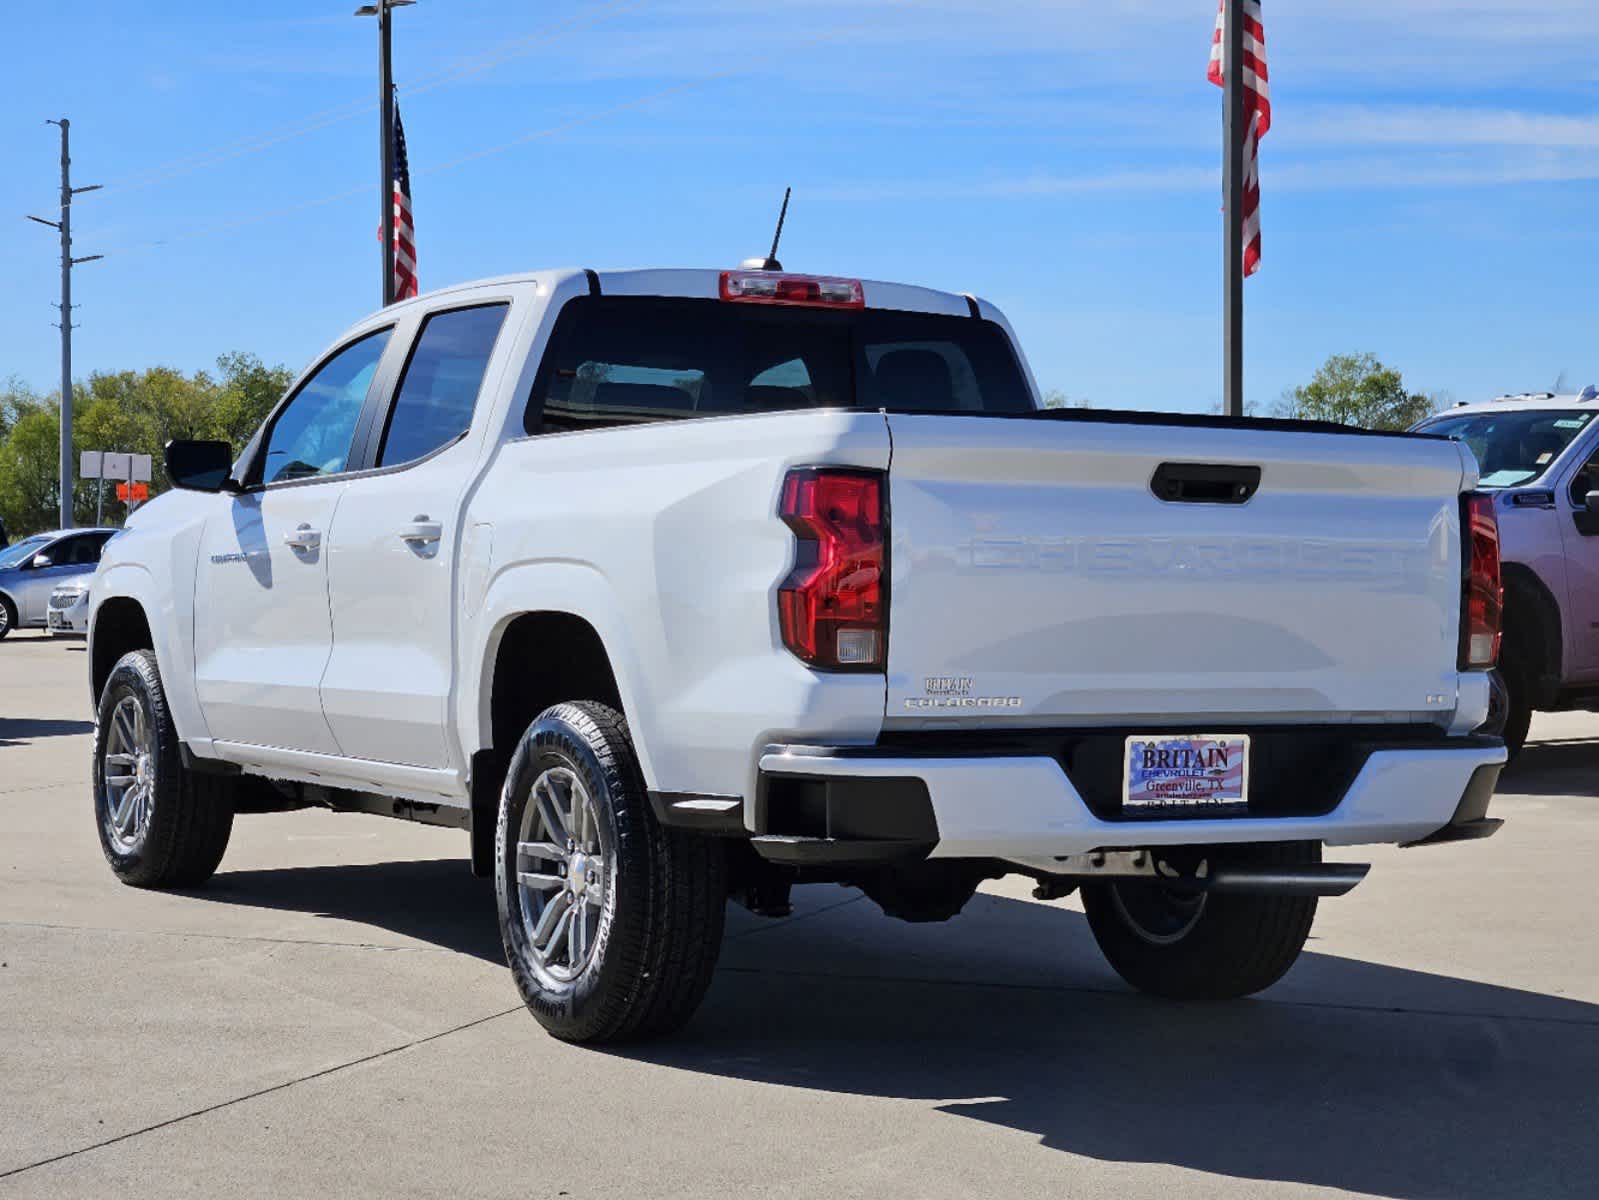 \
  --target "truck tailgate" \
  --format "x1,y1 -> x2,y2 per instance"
884,413 -> 1469,727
